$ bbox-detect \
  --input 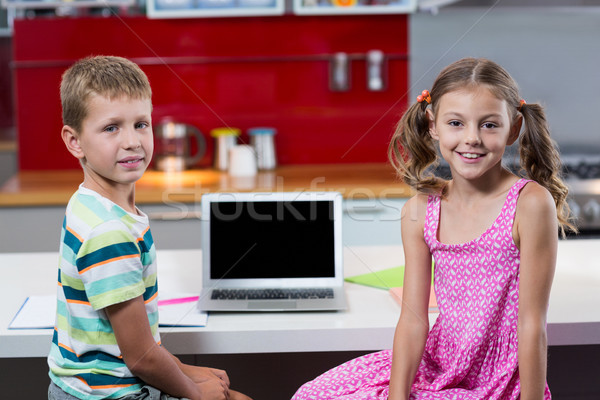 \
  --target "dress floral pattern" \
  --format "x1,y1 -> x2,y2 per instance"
291,179 -> 551,400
